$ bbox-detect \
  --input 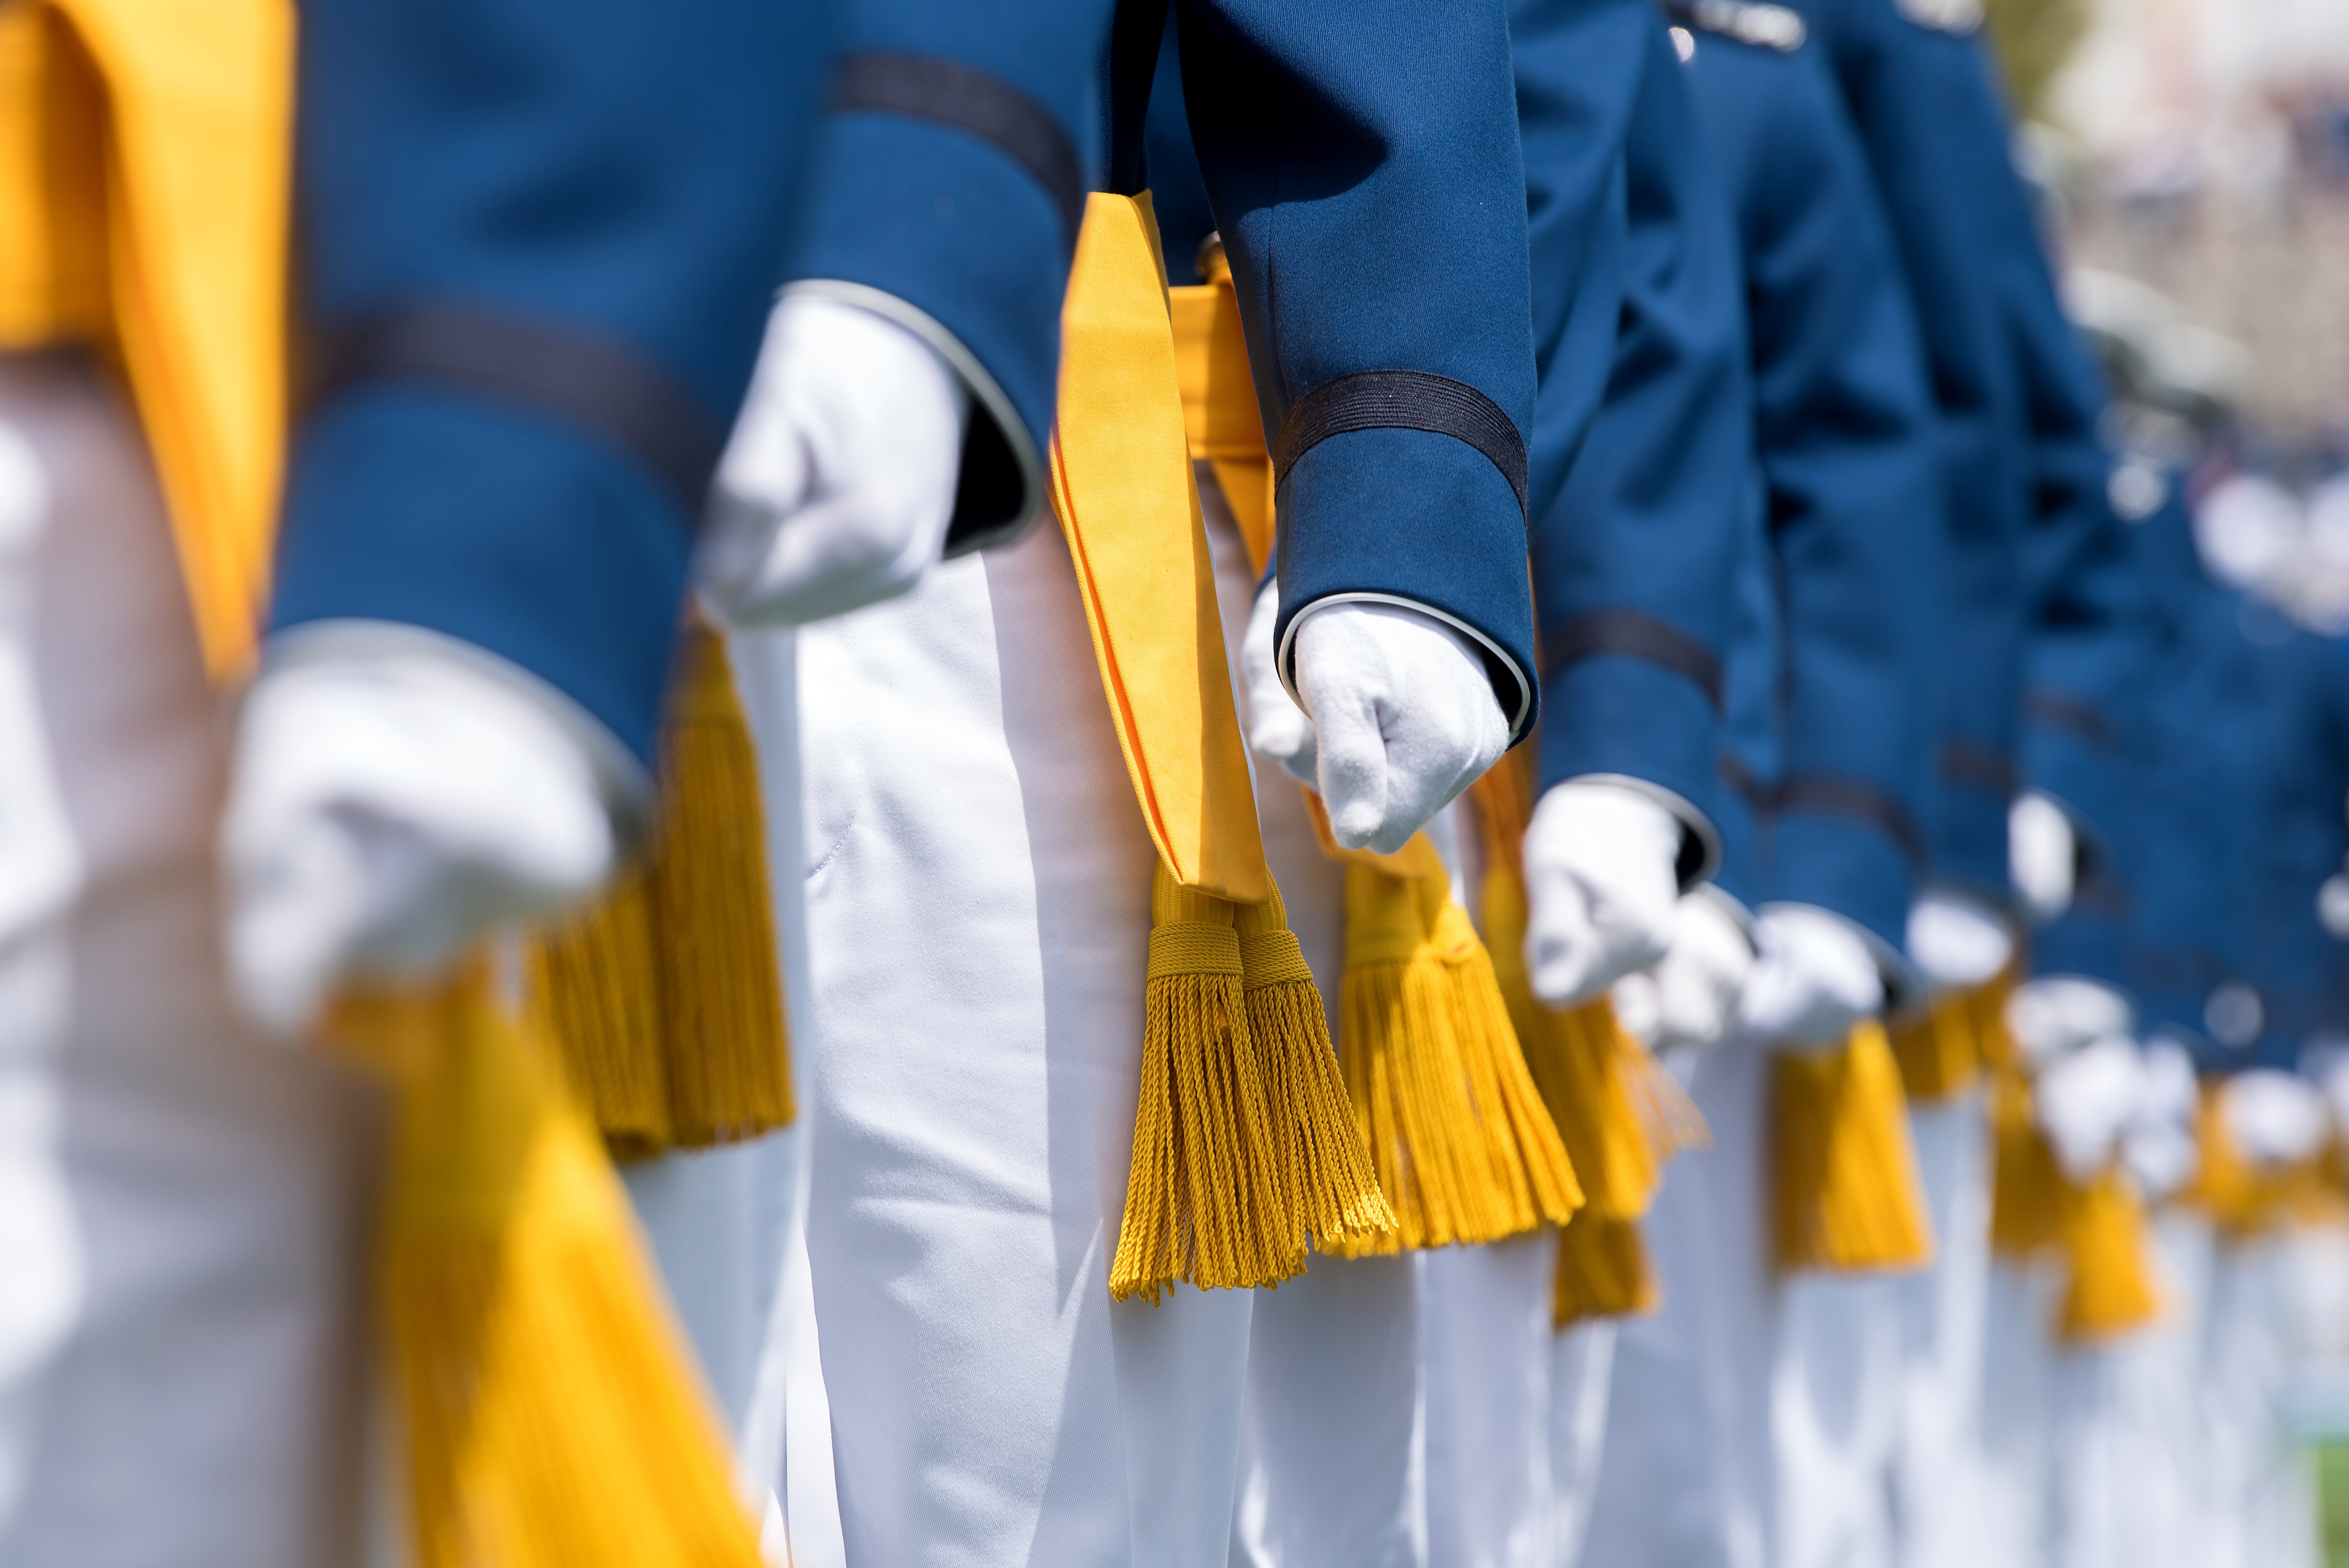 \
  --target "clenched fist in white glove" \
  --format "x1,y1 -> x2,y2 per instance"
2033,1035 -> 2145,1181
1523,779 -> 1682,1008
1739,902 -> 1886,1047
698,290 -> 969,628
223,640 -> 622,1034
2009,791 -> 2078,926
2123,1040 -> 2201,1199
1240,583 -> 1510,854
2005,975 -> 2133,1069
1906,885 -> 2015,995
2221,1069 -> 2329,1172
1610,887 -> 1756,1053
